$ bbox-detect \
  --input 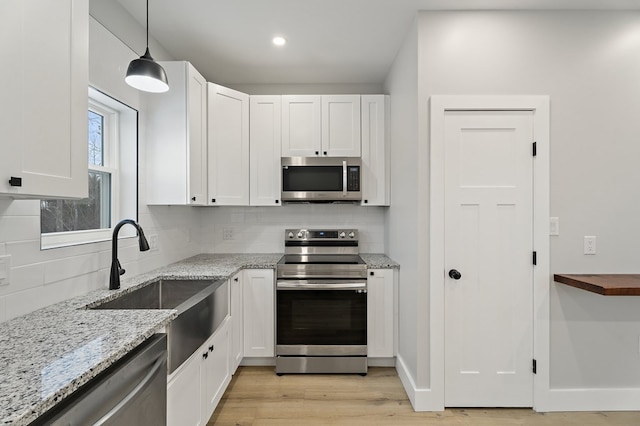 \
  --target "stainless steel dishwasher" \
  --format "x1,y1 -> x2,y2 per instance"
31,334 -> 167,426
